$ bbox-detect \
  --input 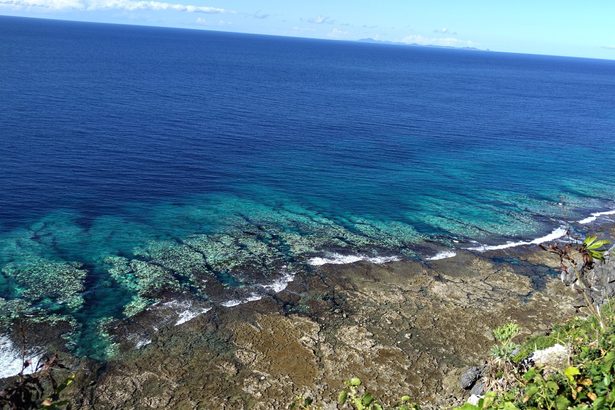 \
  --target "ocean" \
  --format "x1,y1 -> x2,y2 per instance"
1,16 -> 615,359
